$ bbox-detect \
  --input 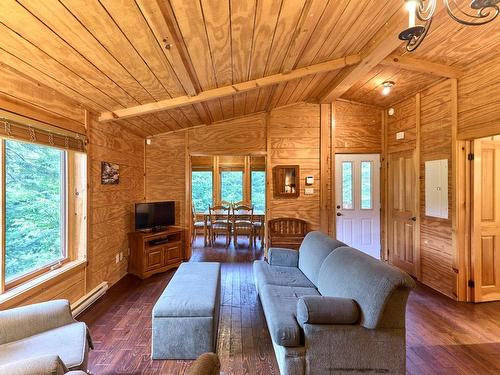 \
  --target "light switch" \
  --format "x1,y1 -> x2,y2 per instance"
304,188 -> 314,195
396,131 -> 405,140
306,176 -> 314,185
